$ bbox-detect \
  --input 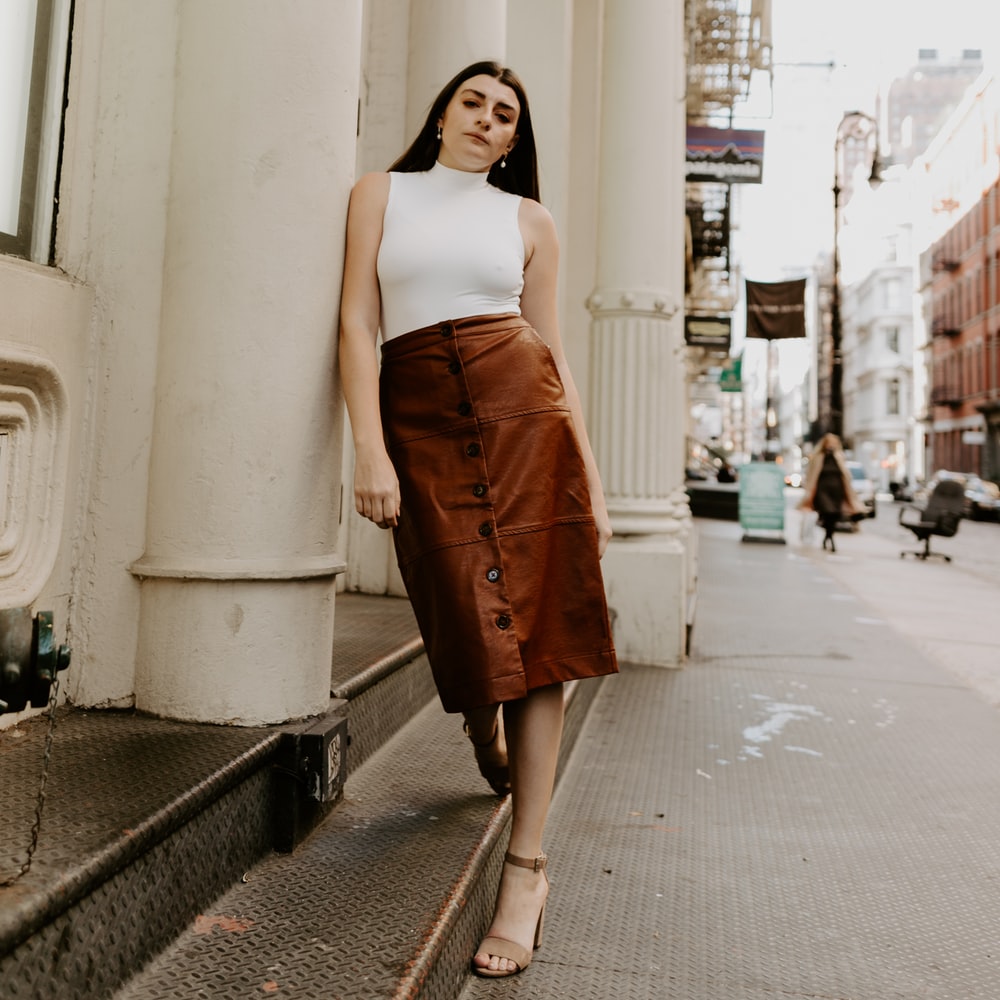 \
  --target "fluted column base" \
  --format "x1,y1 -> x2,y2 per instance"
588,293 -> 693,665
588,290 -> 686,536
